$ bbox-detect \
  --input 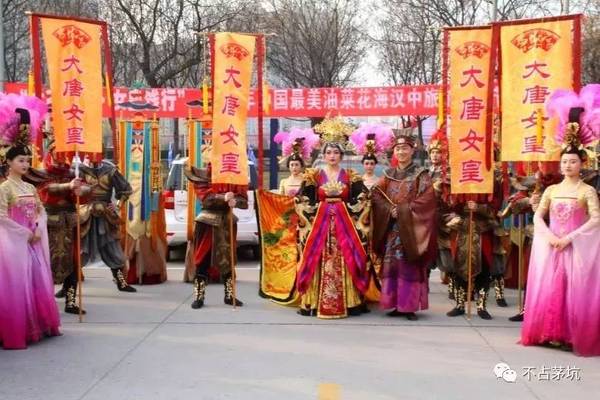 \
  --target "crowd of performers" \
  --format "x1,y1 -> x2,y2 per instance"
1,86 -> 599,357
